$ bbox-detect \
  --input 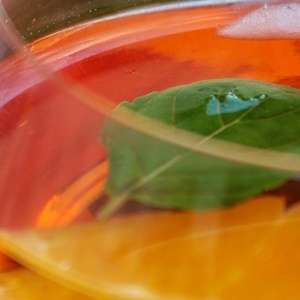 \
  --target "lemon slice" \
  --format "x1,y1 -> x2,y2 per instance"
0,196 -> 284,300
